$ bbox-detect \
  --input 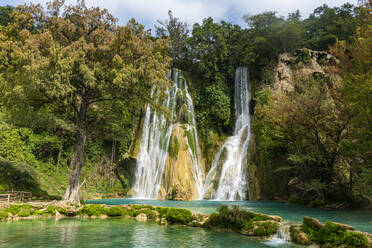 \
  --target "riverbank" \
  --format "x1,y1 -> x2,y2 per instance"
1,202 -> 371,247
